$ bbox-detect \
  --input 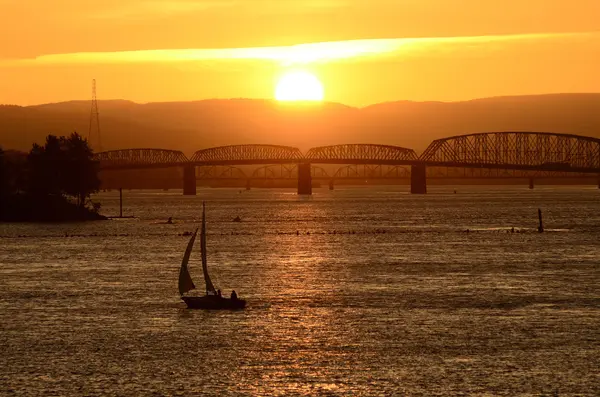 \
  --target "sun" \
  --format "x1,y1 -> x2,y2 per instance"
275,71 -> 324,101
